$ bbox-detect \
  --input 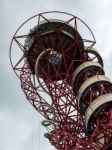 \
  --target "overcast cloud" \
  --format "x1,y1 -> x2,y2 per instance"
1,0 -> 112,150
